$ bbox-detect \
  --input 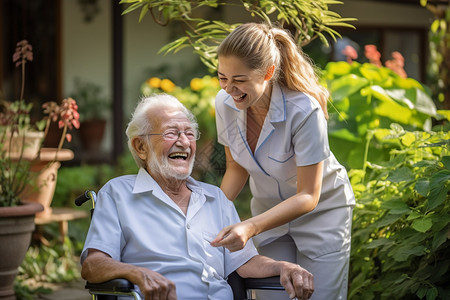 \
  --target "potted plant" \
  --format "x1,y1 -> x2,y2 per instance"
0,40 -> 80,300
71,78 -> 110,152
